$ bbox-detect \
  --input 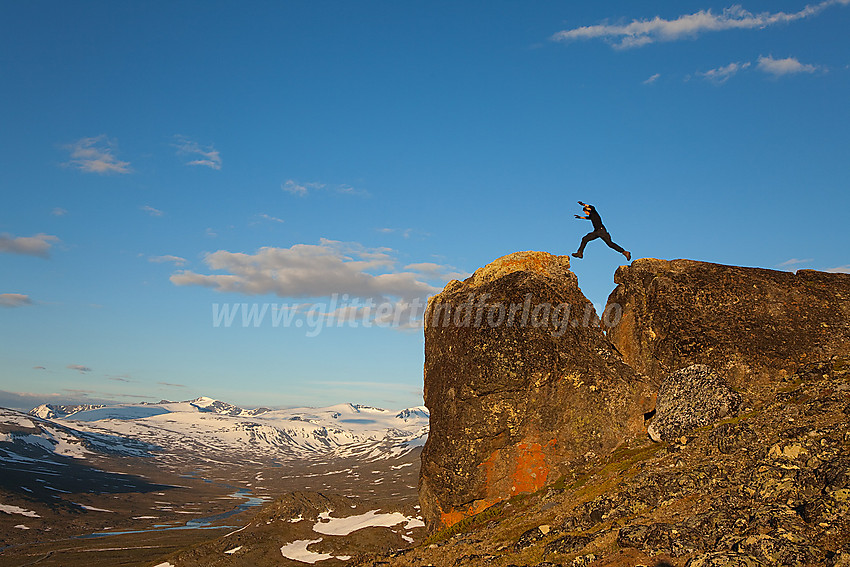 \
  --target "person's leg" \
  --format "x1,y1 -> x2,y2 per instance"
600,230 -> 630,259
574,231 -> 599,257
